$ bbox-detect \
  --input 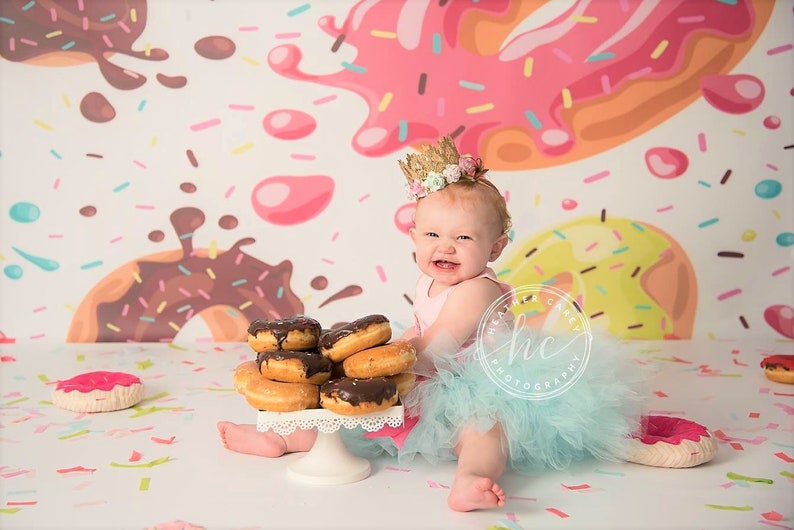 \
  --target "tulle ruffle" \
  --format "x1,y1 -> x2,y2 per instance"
343,328 -> 651,475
